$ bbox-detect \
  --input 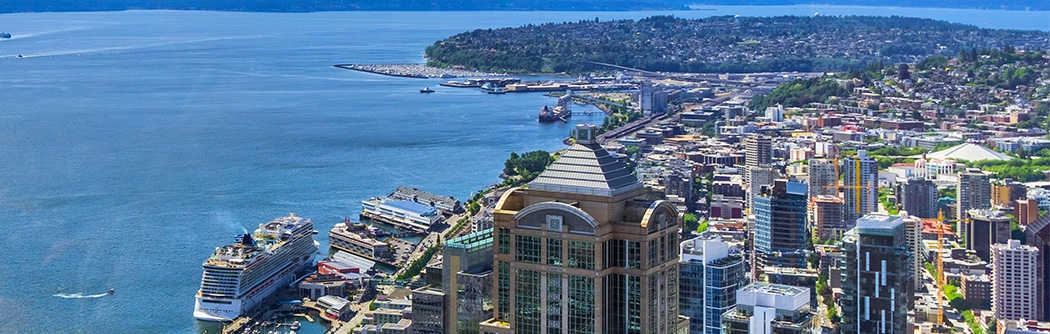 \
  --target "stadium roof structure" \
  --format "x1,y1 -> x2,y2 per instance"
912,143 -> 1012,161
